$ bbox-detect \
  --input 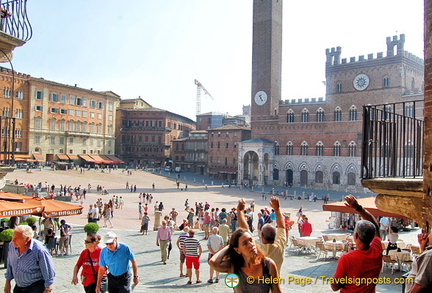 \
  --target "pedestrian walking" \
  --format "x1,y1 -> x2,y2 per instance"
183,229 -> 202,285
96,232 -> 139,293
156,220 -> 172,264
